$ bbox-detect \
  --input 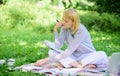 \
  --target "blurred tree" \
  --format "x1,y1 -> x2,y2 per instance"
95,0 -> 120,16
0,0 -> 7,4
61,0 -> 94,10
0,0 -> 2,4
0,0 -> 4,4
62,0 -> 73,9
51,0 -> 59,5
